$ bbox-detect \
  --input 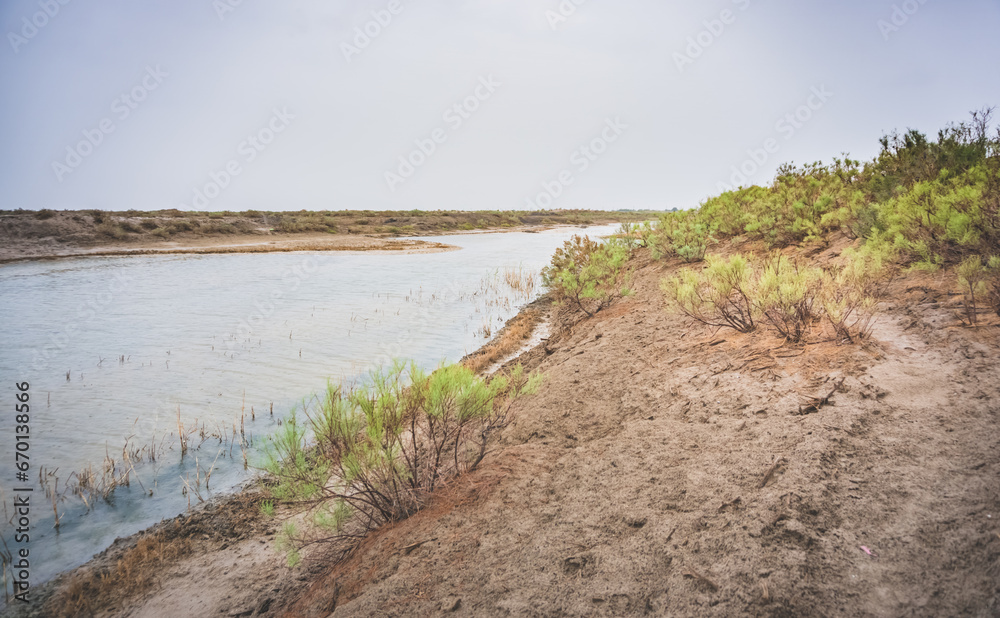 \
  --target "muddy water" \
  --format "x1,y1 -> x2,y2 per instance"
0,225 -> 615,589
